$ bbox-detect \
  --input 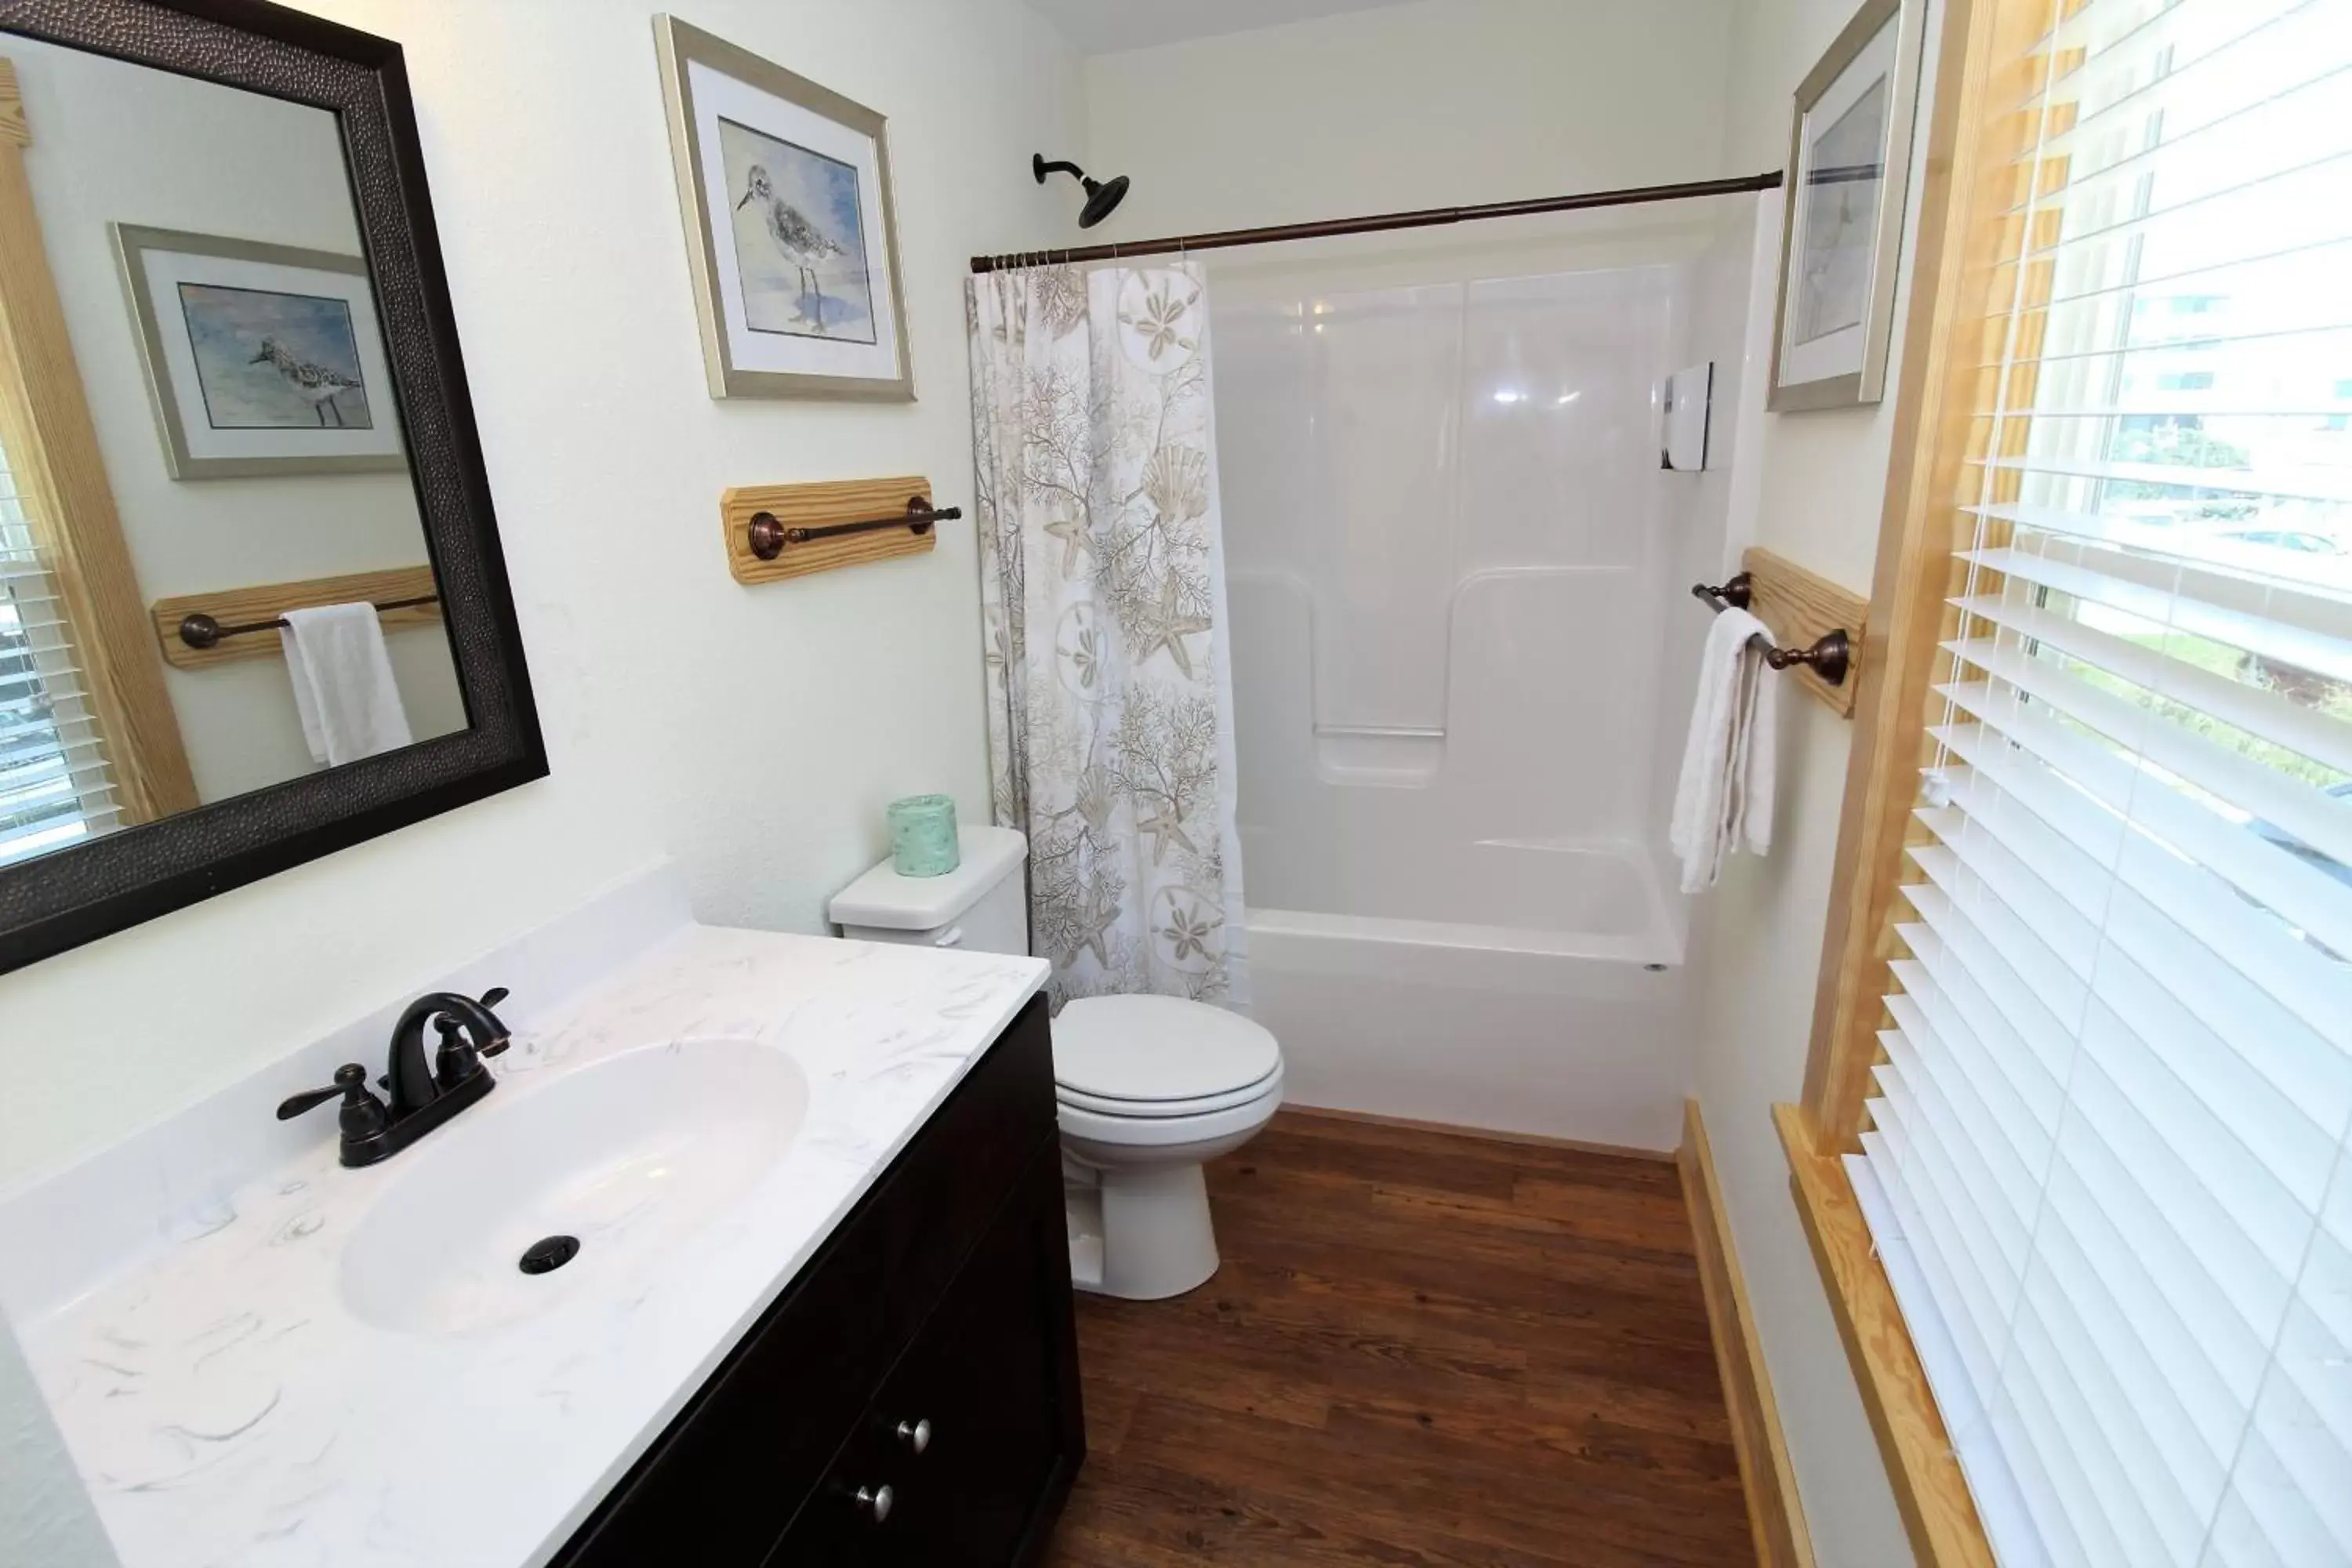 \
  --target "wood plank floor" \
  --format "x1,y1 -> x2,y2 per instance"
1043,1110 -> 1752,1568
